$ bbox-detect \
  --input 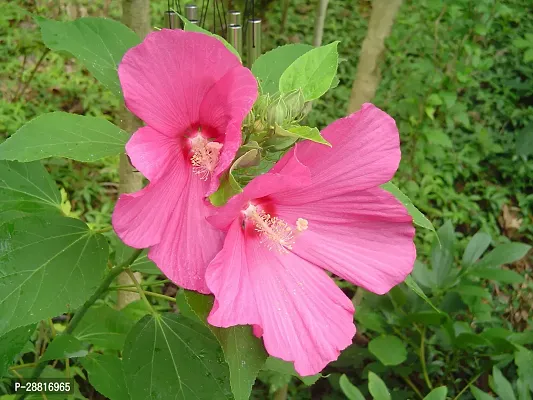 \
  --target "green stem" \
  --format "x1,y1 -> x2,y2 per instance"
93,226 -> 114,234
452,373 -> 481,400
420,326 -> 433,390
20,249 -> 143,399
109,279 -> 170,290
125,269 -> 157,314
111,287 -> 176,303
402,375 -> 423,400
